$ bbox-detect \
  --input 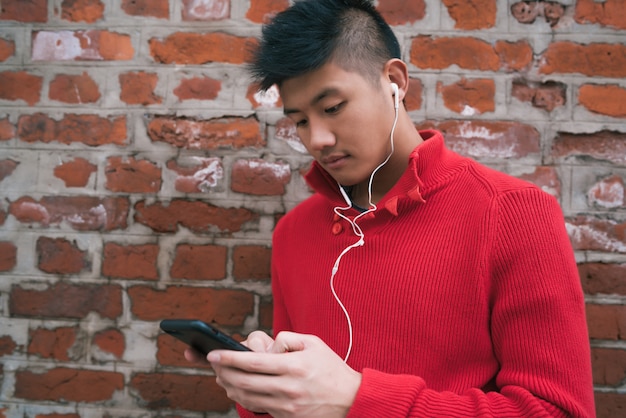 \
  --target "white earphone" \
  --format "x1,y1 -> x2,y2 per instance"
391,82 -> 399,109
